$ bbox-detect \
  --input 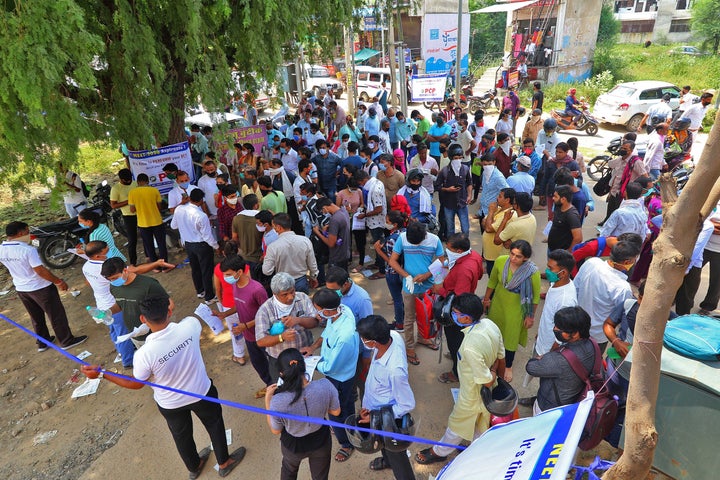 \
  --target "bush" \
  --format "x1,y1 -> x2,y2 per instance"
592,44 -> 627,79
702,107 -> 717,130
